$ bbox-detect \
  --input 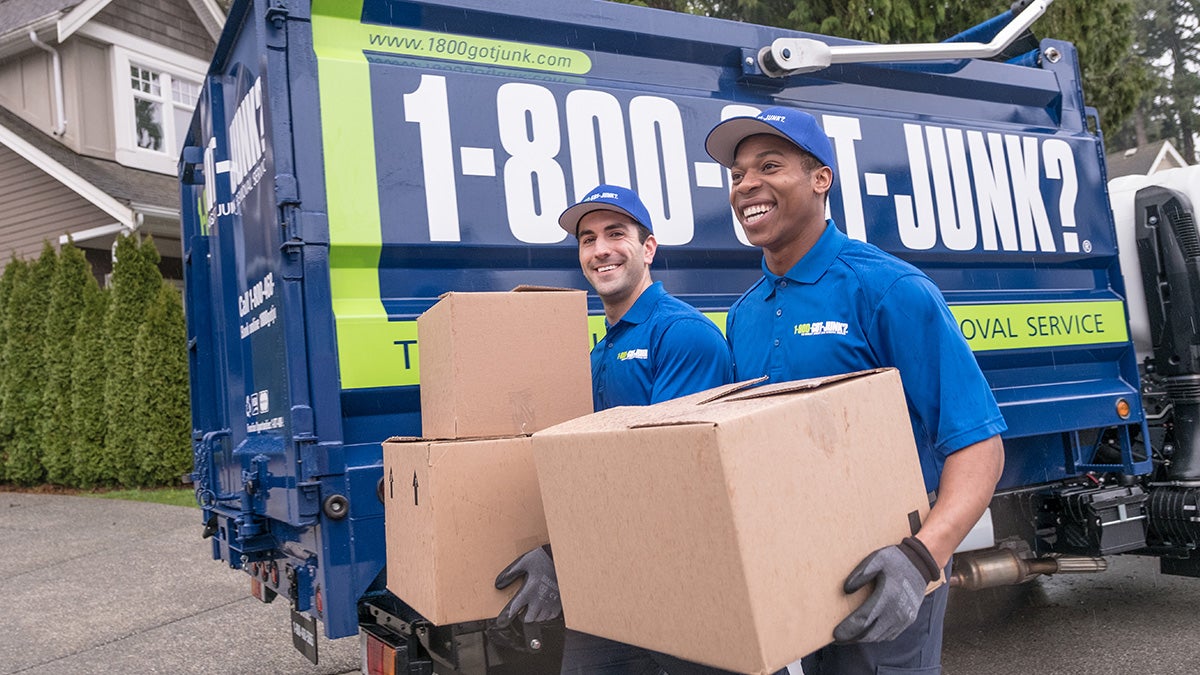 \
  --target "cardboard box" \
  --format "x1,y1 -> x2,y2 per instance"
383,435 -> 549,626
532,368 -> 933,674
418,287 -> 592,439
